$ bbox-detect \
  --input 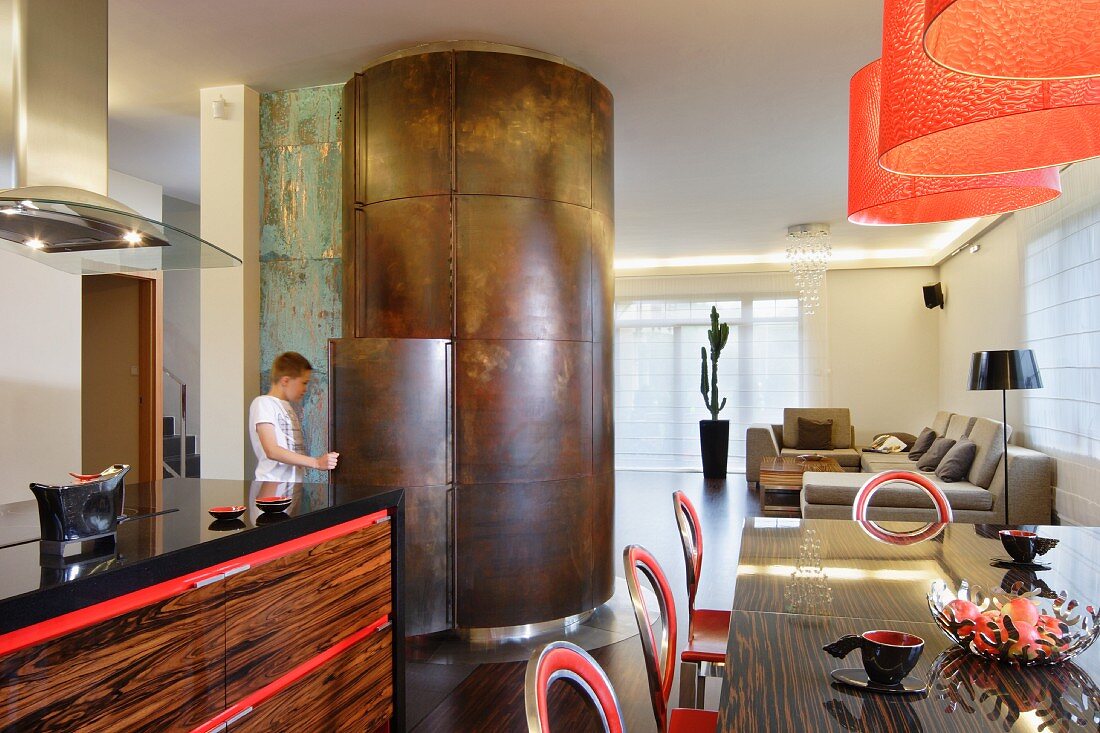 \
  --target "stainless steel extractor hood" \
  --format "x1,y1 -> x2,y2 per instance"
0,0 -> 239,274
